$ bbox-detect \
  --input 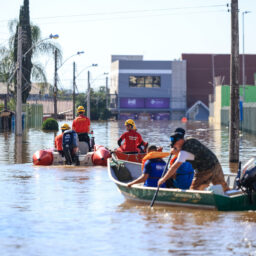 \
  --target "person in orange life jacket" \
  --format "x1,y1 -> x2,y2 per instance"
133,124 -> 148,153
158,128 -> 230,191
127,145 -> 167,188
54,123 -> 70,157
72,106 -> 92,151
164,127 -> 194,189
117,119 -> 143,153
